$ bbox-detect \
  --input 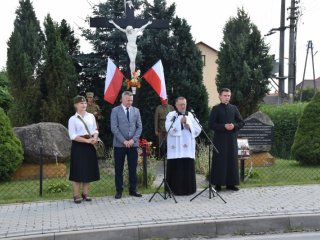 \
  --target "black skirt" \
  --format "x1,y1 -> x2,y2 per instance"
166,158 -> 196,196
69,141 -> 100,182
